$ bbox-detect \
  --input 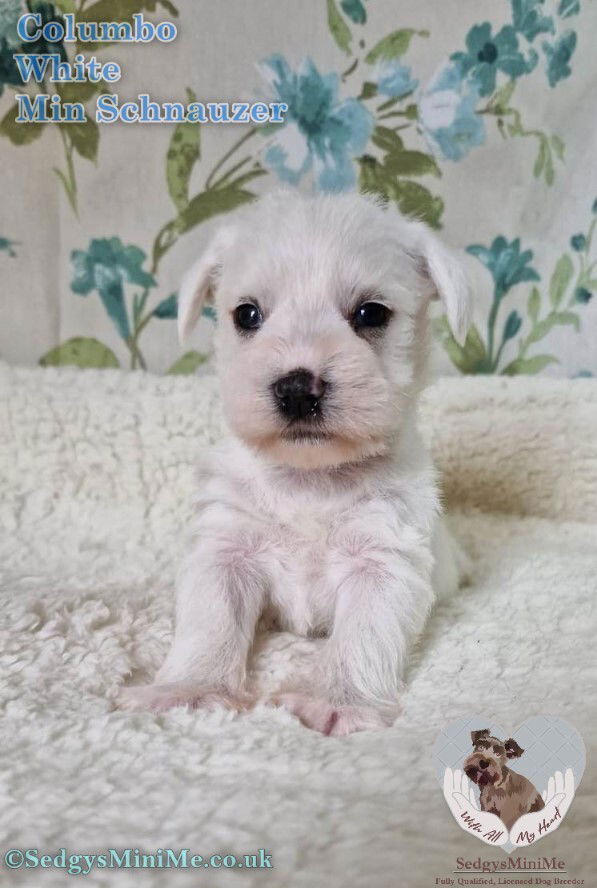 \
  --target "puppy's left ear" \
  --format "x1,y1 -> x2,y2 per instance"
177,227 -> 235,343
505,738 -> 524,759
418,228 -> 472,346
